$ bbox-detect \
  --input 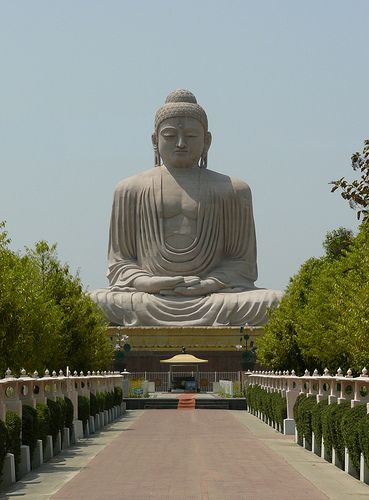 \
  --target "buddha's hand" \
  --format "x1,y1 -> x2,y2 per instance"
159,276 -> 201,296
173,278 -> 223,297
133,276 -> 186,293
